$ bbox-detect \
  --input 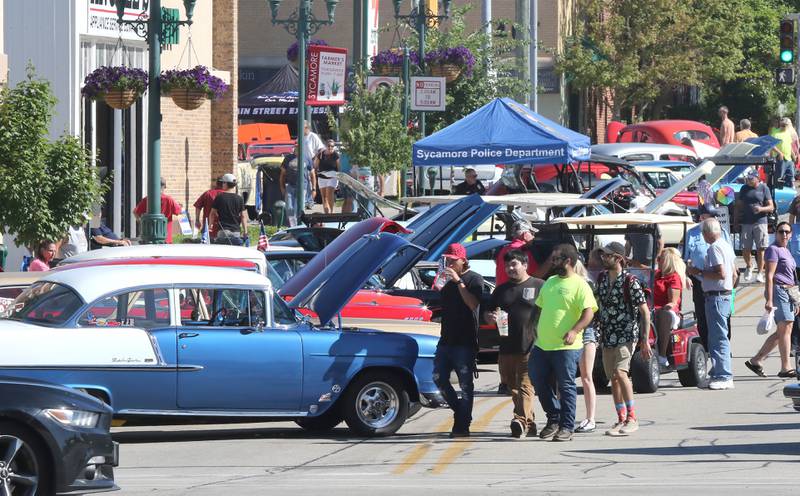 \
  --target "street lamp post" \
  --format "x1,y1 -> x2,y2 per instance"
392,0 -> 451,194
116,0 -> 196,244
268,0 -> 339,216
